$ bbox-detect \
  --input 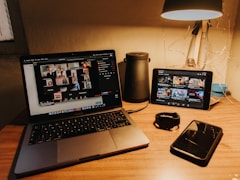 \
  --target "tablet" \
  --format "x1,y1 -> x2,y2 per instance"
151,68 -> 213,110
